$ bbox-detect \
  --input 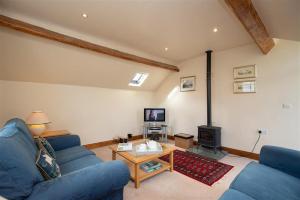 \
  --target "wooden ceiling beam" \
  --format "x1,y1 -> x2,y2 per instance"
225,0 -> 275,54
0,15 -> 179,72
